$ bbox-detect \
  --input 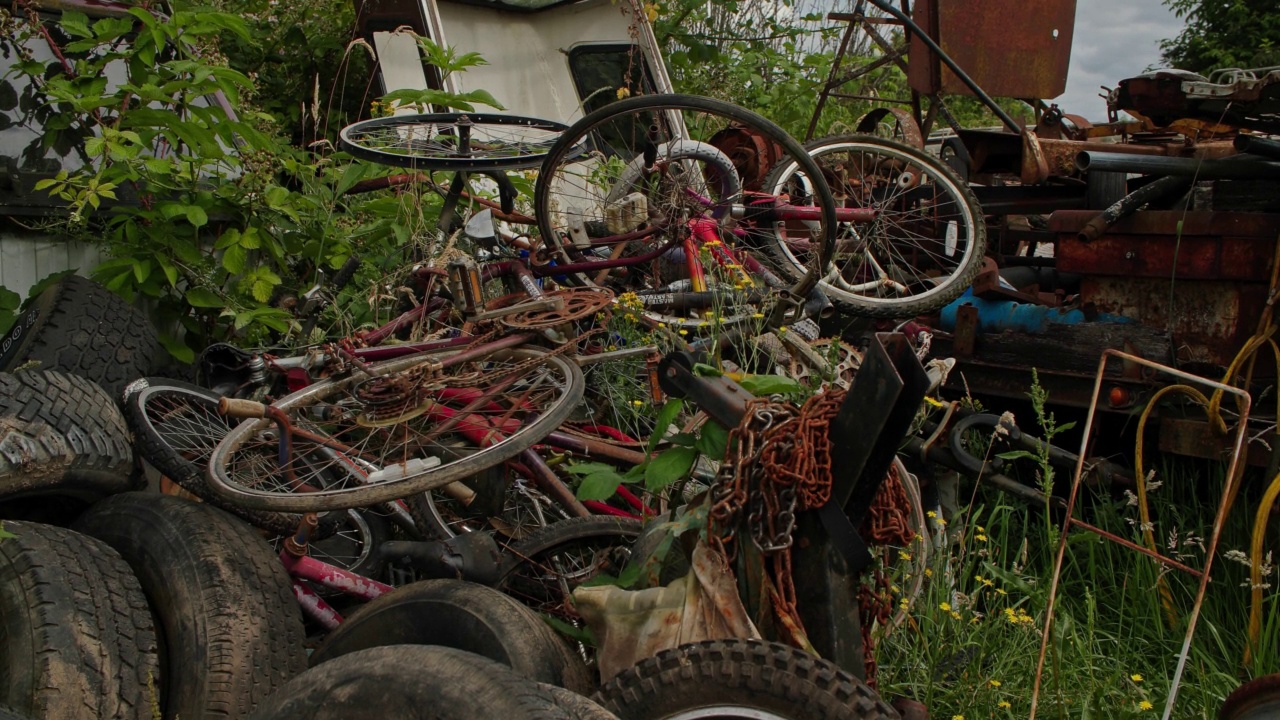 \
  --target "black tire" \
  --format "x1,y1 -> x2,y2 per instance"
764,134 -> 987,318
500,516 -> 643,618
533,94 -> 837,331
73,492 -> 307,720
593,639 -> 899,720
0,370 -> 134,502
250,645 -> 576,720
309,579 -> 593,695
122,378 -> 343,539
542,686 -> 619,720
0,521 -> 160,720
0,275 -> 161,399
